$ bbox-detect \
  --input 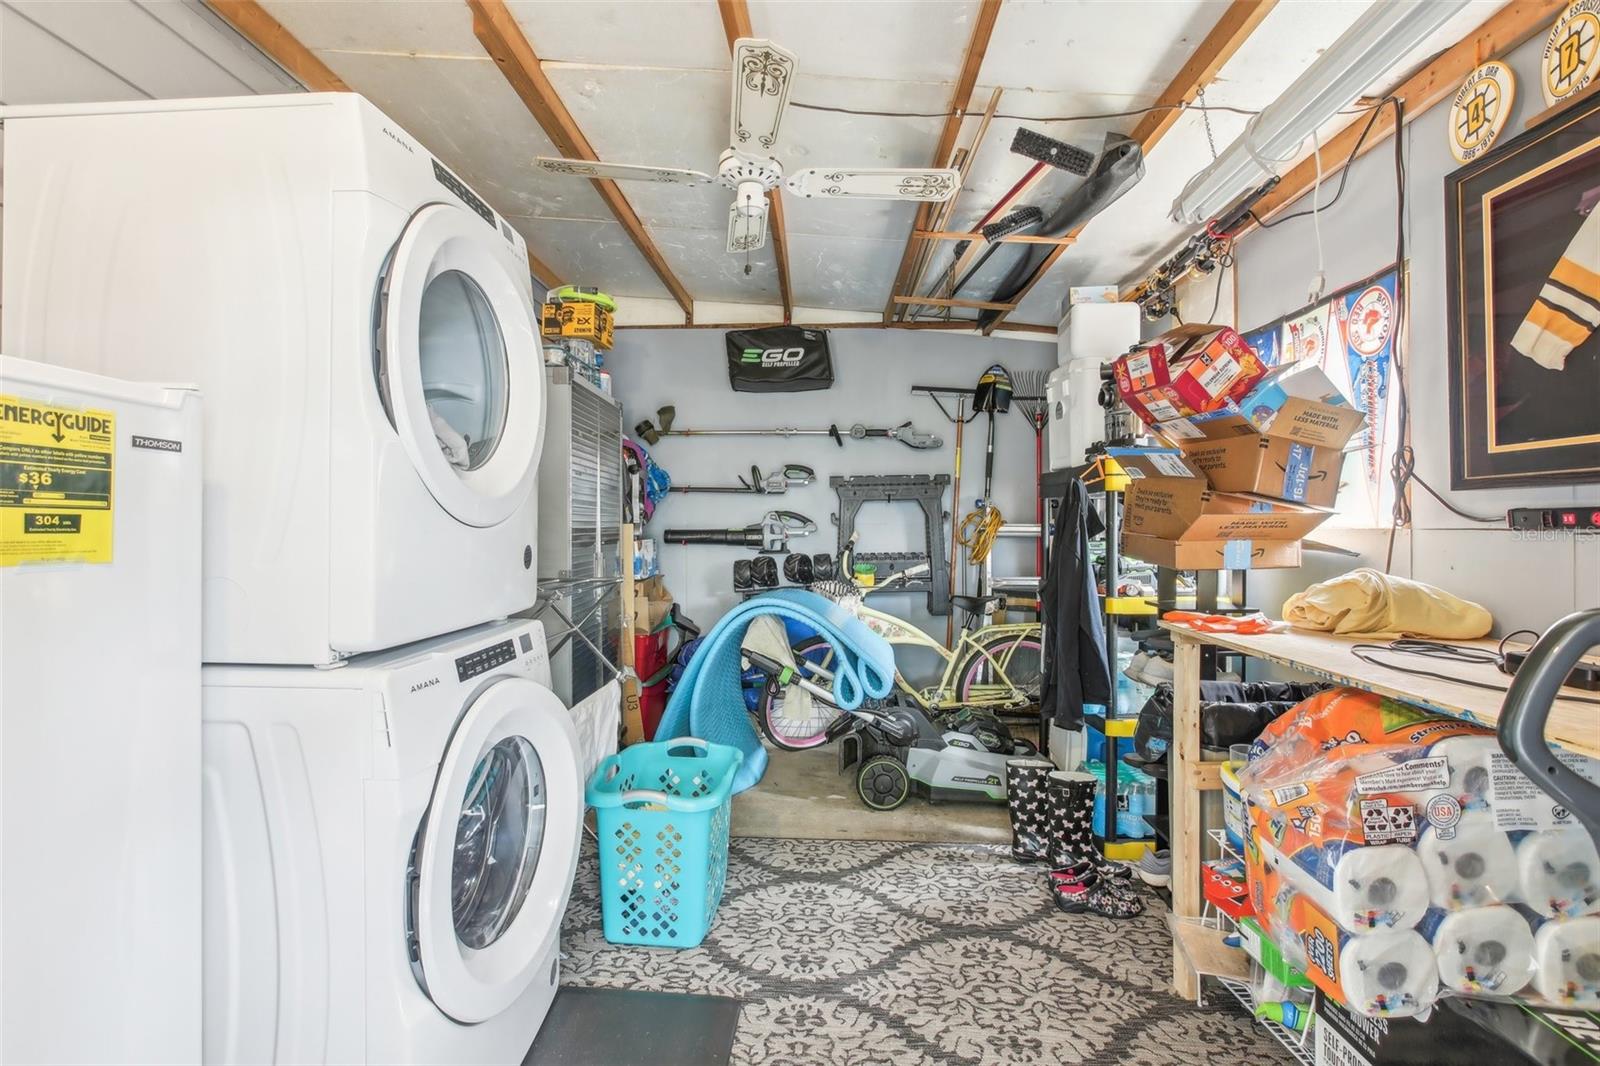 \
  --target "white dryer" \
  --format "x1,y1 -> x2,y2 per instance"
1,95 -> 546,665
201,620 -> 581,1065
